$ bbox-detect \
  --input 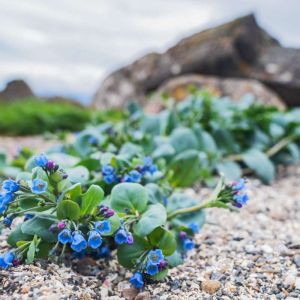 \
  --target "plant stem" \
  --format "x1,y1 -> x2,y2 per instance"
226,135 -> 294,162
265,136 -> 293,157
167,200 -> 214,220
